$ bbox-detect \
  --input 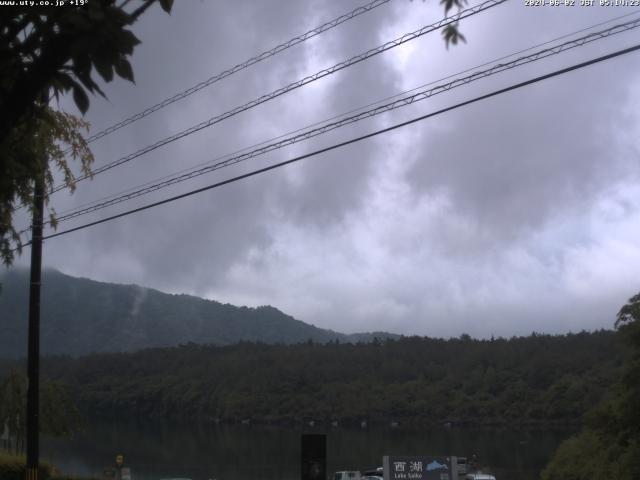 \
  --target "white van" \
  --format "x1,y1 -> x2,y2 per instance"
334,471 -> 362,480
457,457 -> 468,475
